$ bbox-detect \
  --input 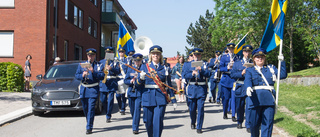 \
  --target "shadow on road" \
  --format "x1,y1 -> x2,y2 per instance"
203,123 -> 238,133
